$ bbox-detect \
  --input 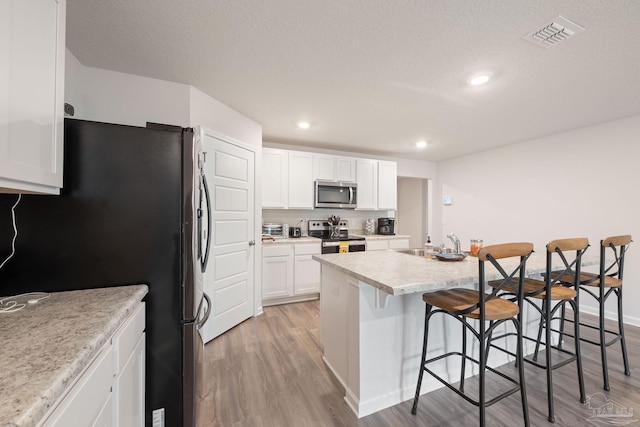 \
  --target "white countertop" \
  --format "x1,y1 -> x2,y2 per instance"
350,233 -> 411,240
262,236 -> 320,244
312,250 -> 599,296
0,285 -> 148,427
